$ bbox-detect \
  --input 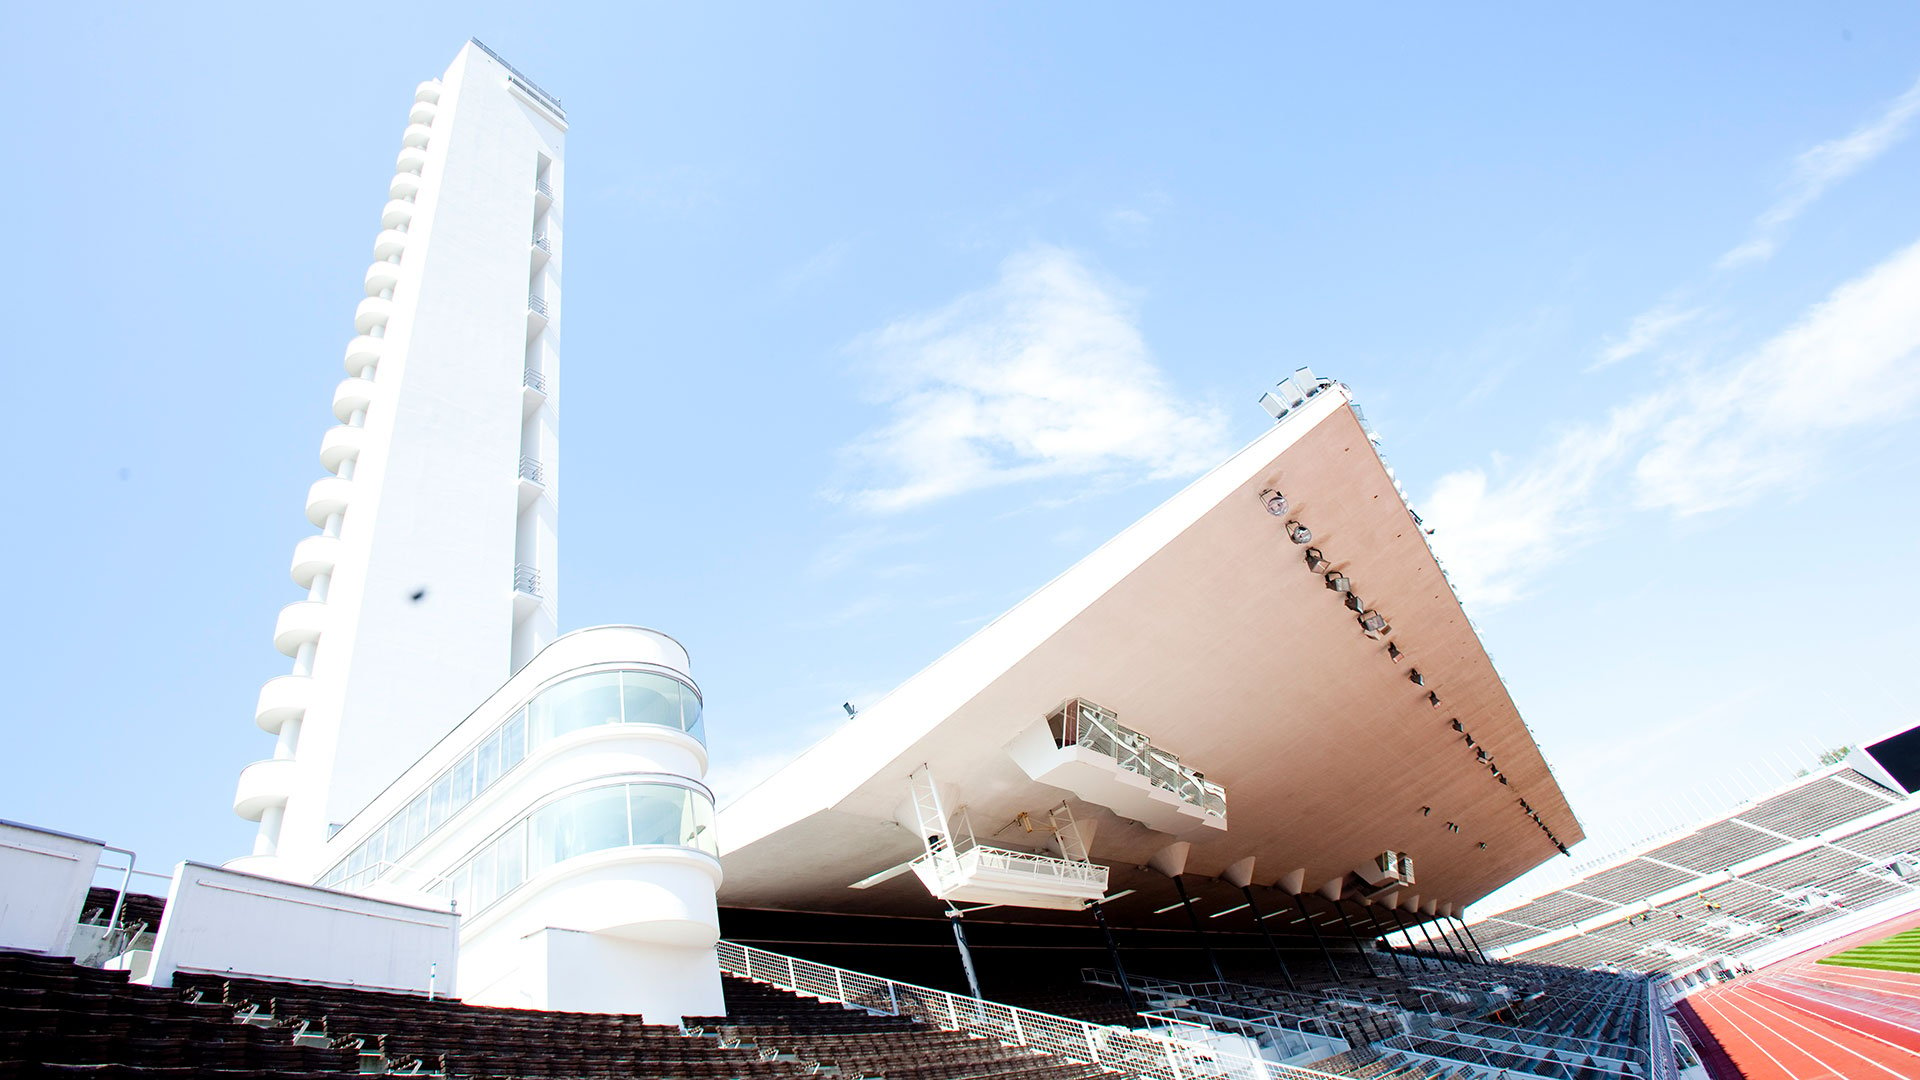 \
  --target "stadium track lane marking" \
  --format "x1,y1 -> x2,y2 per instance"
1718,986 -> 1917,1078
1802,967 -> 1920,999
1747,981 -> 1920,1053
1693,992 -> 1832,1080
